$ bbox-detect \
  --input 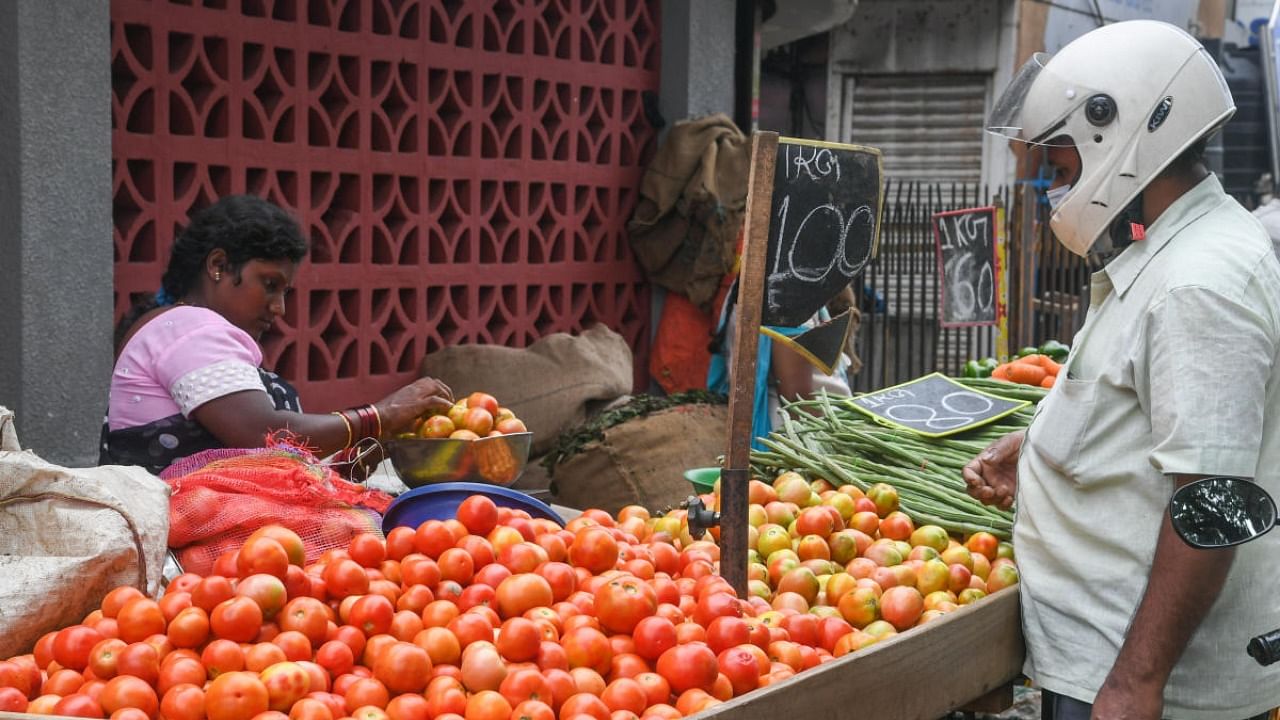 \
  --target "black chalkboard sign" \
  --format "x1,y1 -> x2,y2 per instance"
762,308 -> 856,376
933,206 -> 999,327
847,373 -> 1028,438
761,138 -> 884,328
